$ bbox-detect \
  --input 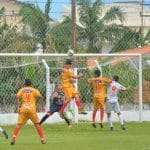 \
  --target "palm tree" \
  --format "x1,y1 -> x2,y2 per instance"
77,0 -> 140,53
